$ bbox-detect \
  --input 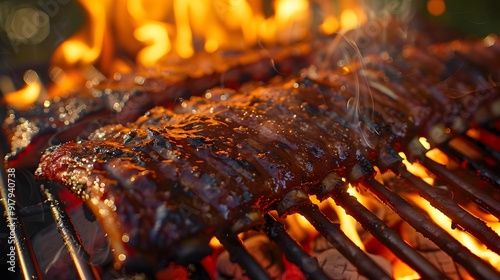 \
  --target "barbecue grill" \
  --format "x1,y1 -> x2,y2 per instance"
1,125 -> 499,279
1,1 -> 500,279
